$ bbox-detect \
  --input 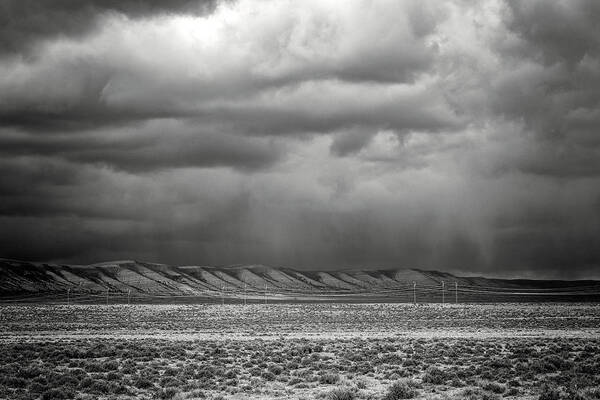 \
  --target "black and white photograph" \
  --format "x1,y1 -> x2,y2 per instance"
1,0 -> 600,399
